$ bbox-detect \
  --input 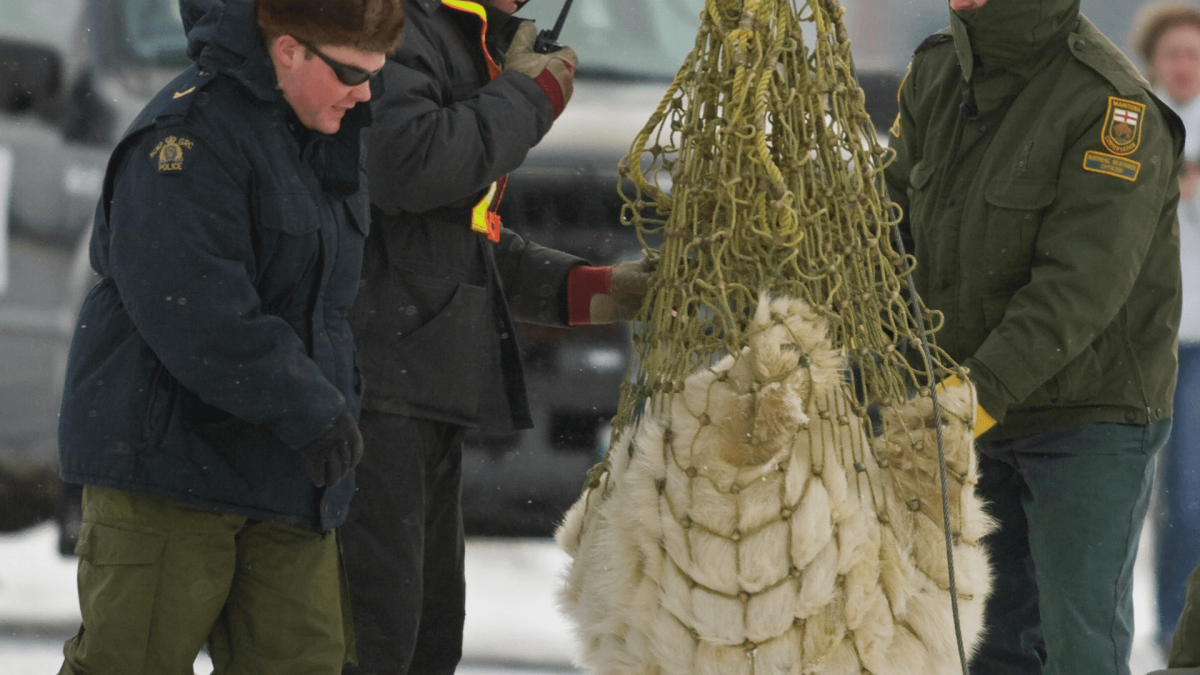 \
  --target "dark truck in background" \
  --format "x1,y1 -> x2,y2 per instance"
0,0 -> 1147,549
